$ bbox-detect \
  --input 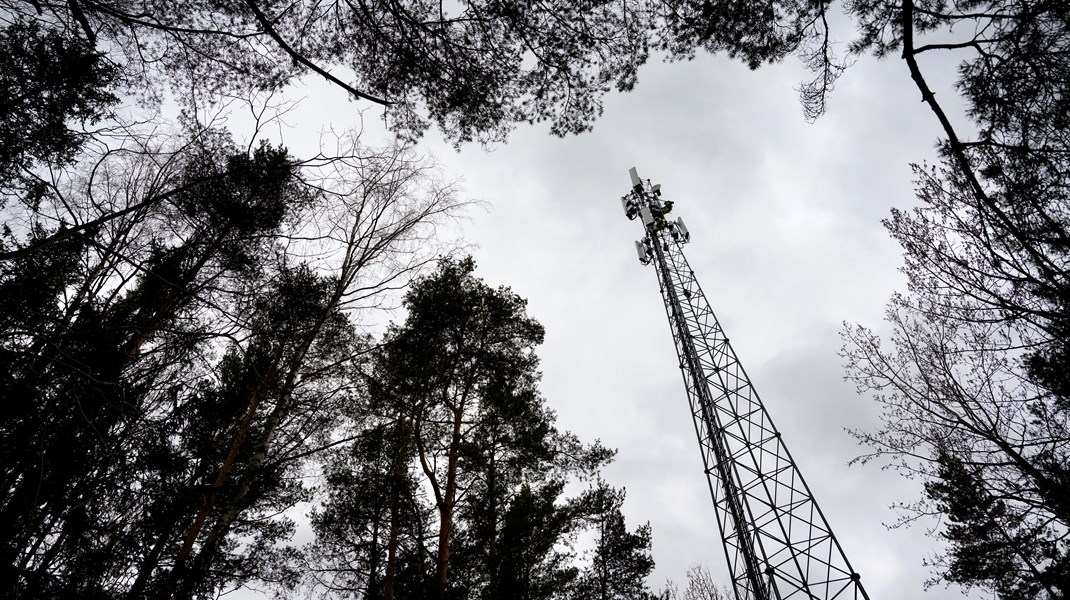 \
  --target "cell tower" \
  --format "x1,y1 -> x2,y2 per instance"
621,168 -> 869,600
